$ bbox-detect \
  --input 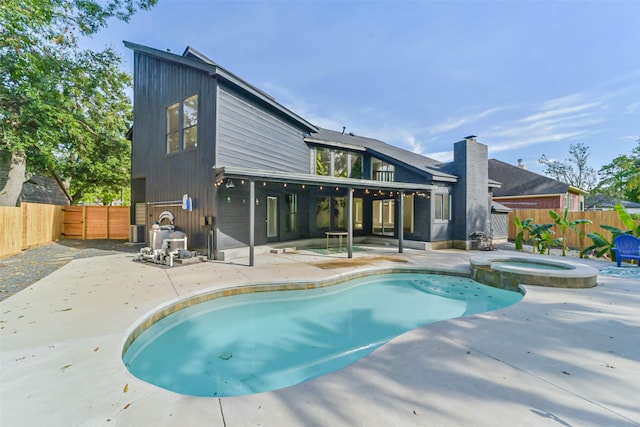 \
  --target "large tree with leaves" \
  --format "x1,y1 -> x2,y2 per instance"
538,142 -> 597,192
595,138 -> 640,203
0,0 -> 156,206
